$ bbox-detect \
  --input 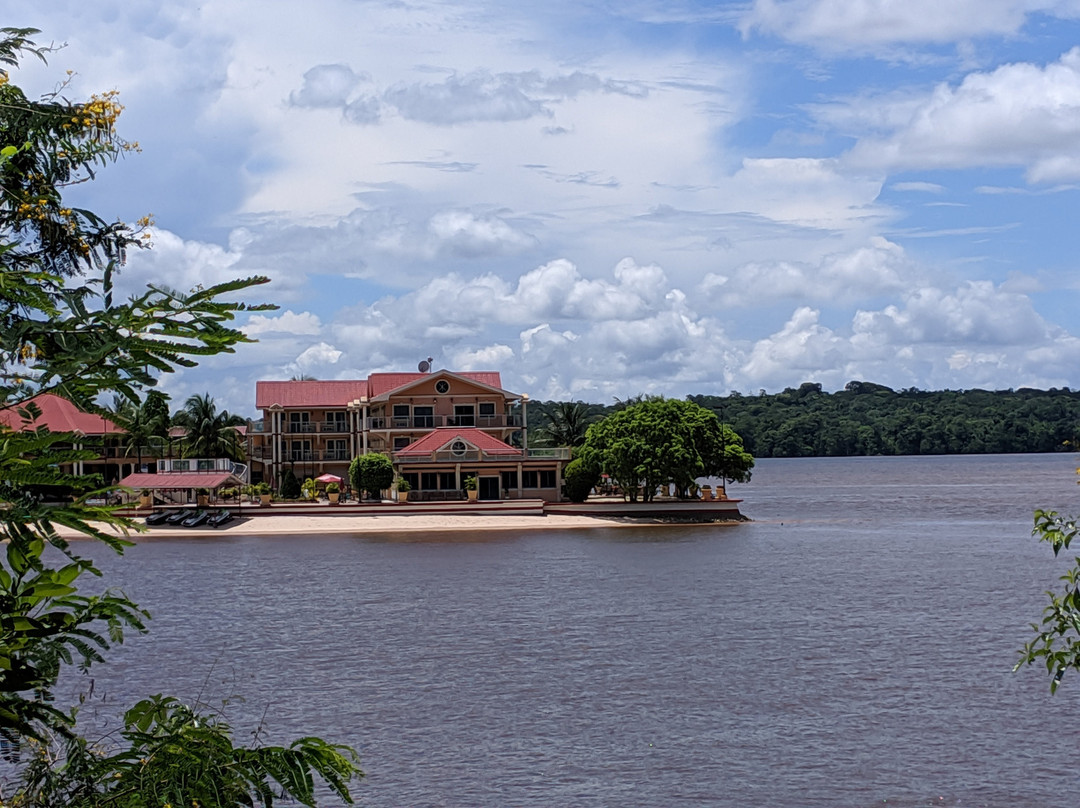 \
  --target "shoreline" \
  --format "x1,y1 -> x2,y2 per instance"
54,512 -> 744,540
